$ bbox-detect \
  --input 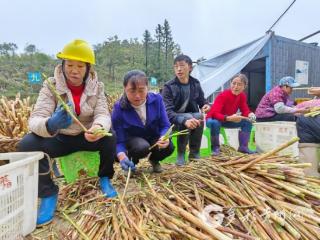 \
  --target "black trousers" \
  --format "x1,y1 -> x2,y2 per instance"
256,113 -> 296,122
17,132 -> 116,198
126,137 -> 174,164
175,113 -> 204,155
297,115 -> 320,143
